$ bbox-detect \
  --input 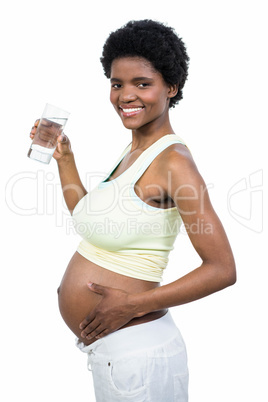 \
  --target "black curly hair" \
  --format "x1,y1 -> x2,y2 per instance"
100,20 -> 190,108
